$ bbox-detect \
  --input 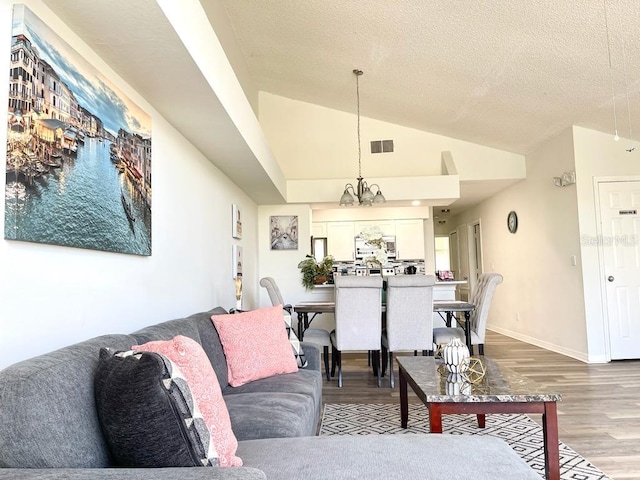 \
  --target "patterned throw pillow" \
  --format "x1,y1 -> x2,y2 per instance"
133,336 -> 242,467
211,305 -> 298,387
94,348 -> 218,467
284,313 -> 307,368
